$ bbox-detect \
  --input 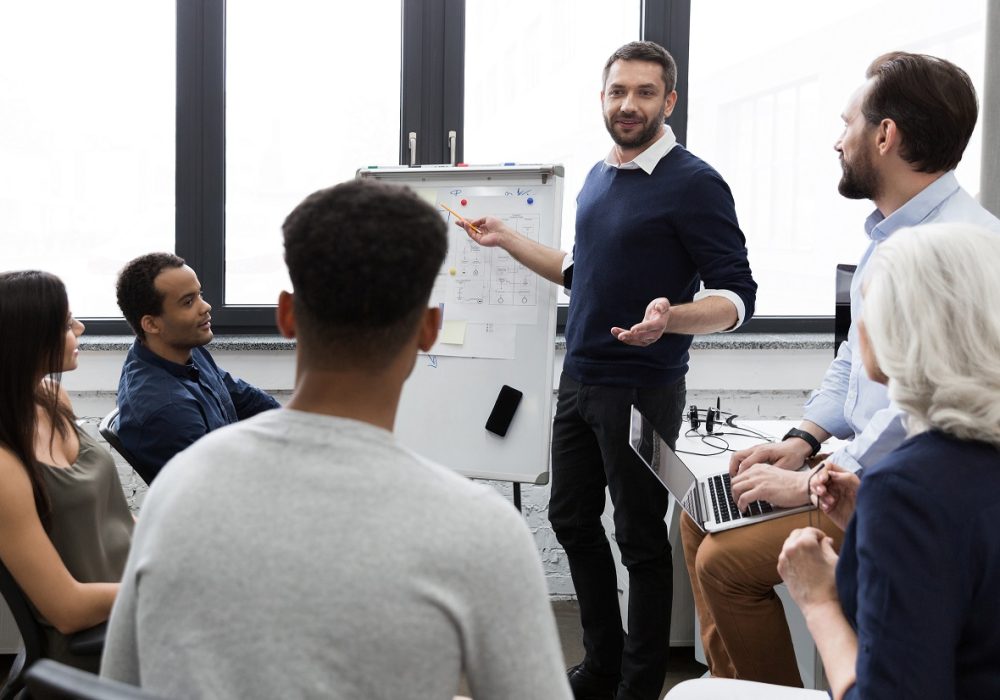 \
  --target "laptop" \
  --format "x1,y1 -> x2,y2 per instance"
628,405 -> 814,533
